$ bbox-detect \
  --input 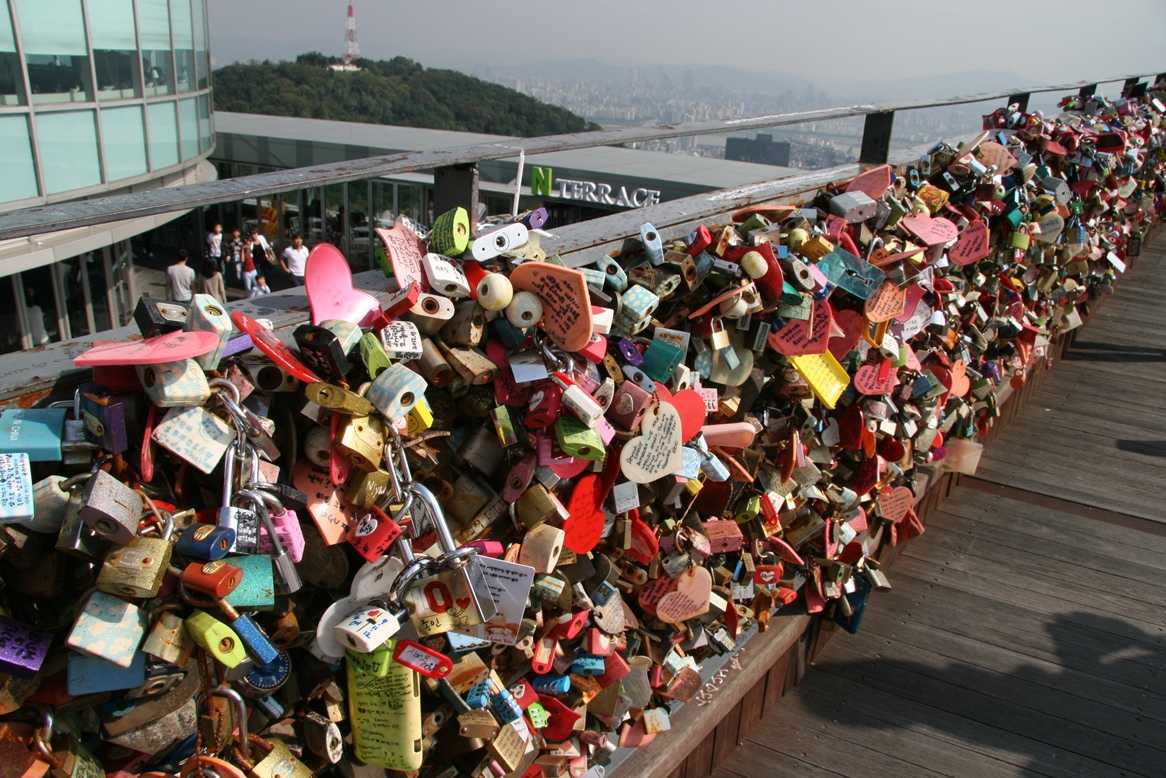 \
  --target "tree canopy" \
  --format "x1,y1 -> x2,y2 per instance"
212,53 -> 598,136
